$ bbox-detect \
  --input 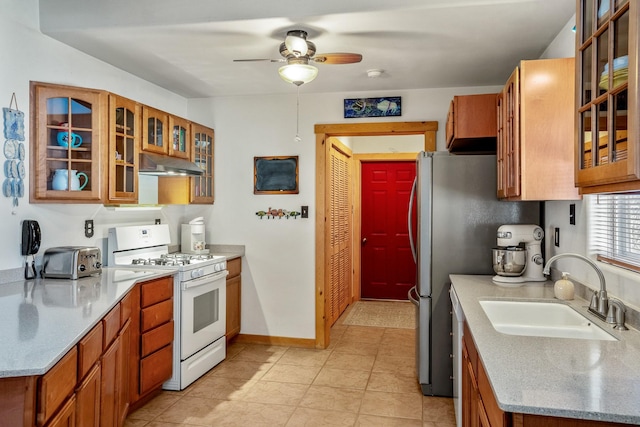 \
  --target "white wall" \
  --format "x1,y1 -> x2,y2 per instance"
541,15 -> 640,311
